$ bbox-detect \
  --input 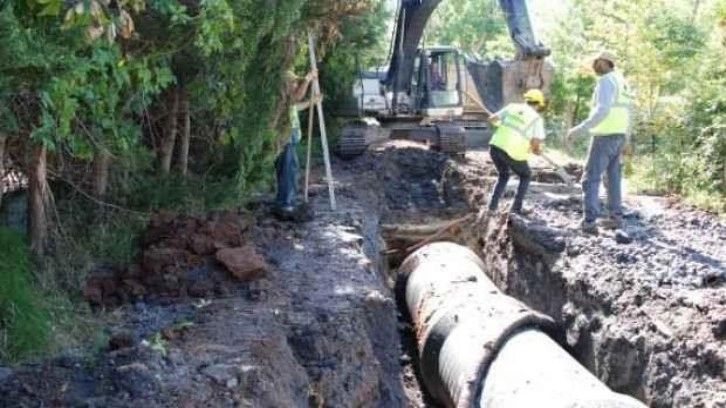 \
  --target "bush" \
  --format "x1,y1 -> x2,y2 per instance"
0,228 -> 50,363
